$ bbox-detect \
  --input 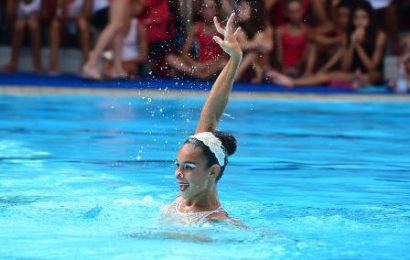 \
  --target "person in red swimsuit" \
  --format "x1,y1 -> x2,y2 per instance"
269,1 -> 387,88
265,0 -> 316,82
165,0 -> 227,80
265,0 -> 327,27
